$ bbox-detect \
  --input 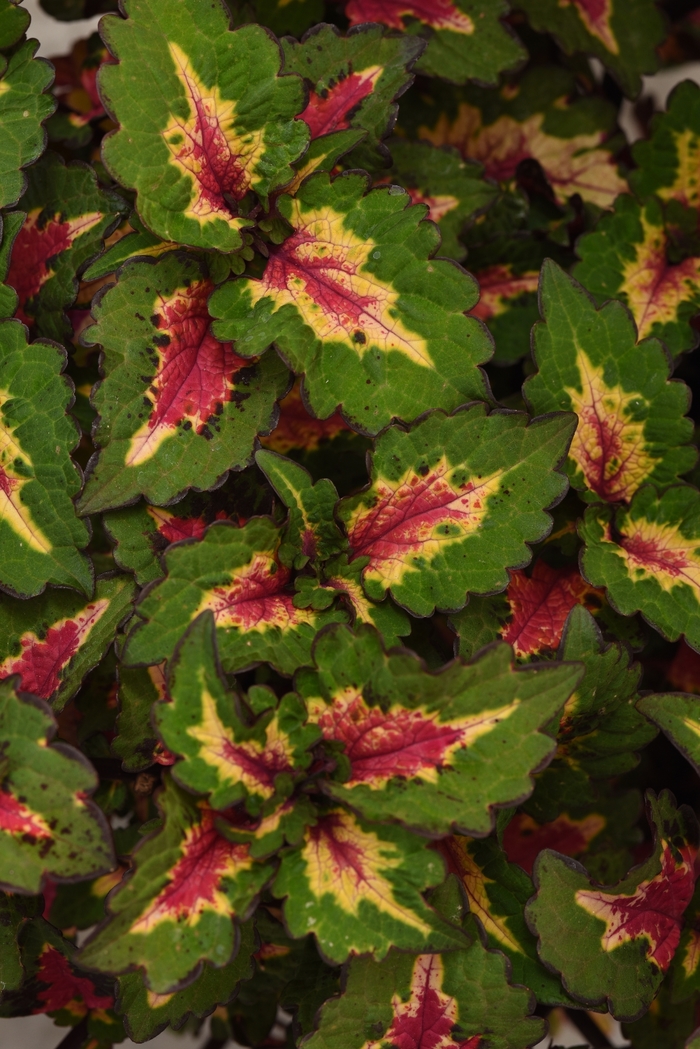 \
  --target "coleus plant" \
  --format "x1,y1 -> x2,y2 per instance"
5,0 -> 700,1047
